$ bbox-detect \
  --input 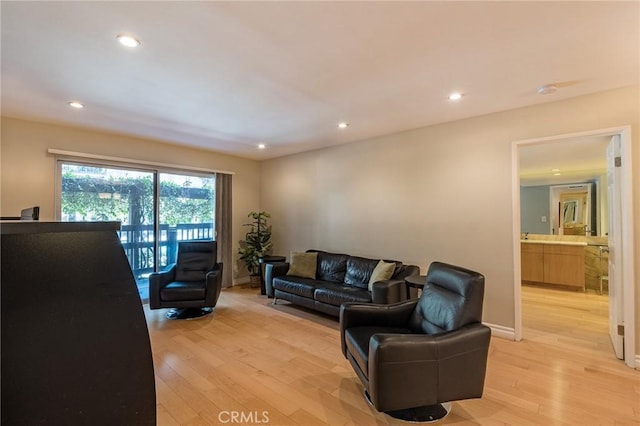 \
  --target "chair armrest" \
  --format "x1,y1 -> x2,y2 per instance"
205,262 -> 224,307
368,323 -> 491,404
370,323 -> 490,362
371,279 -> 406,304
340,299 -> 418,356
206,262 -> 222,275
148,264 -> 176,309
205,262 -> 223,285
264,262 -> 290,297
341,299 -> 418,329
